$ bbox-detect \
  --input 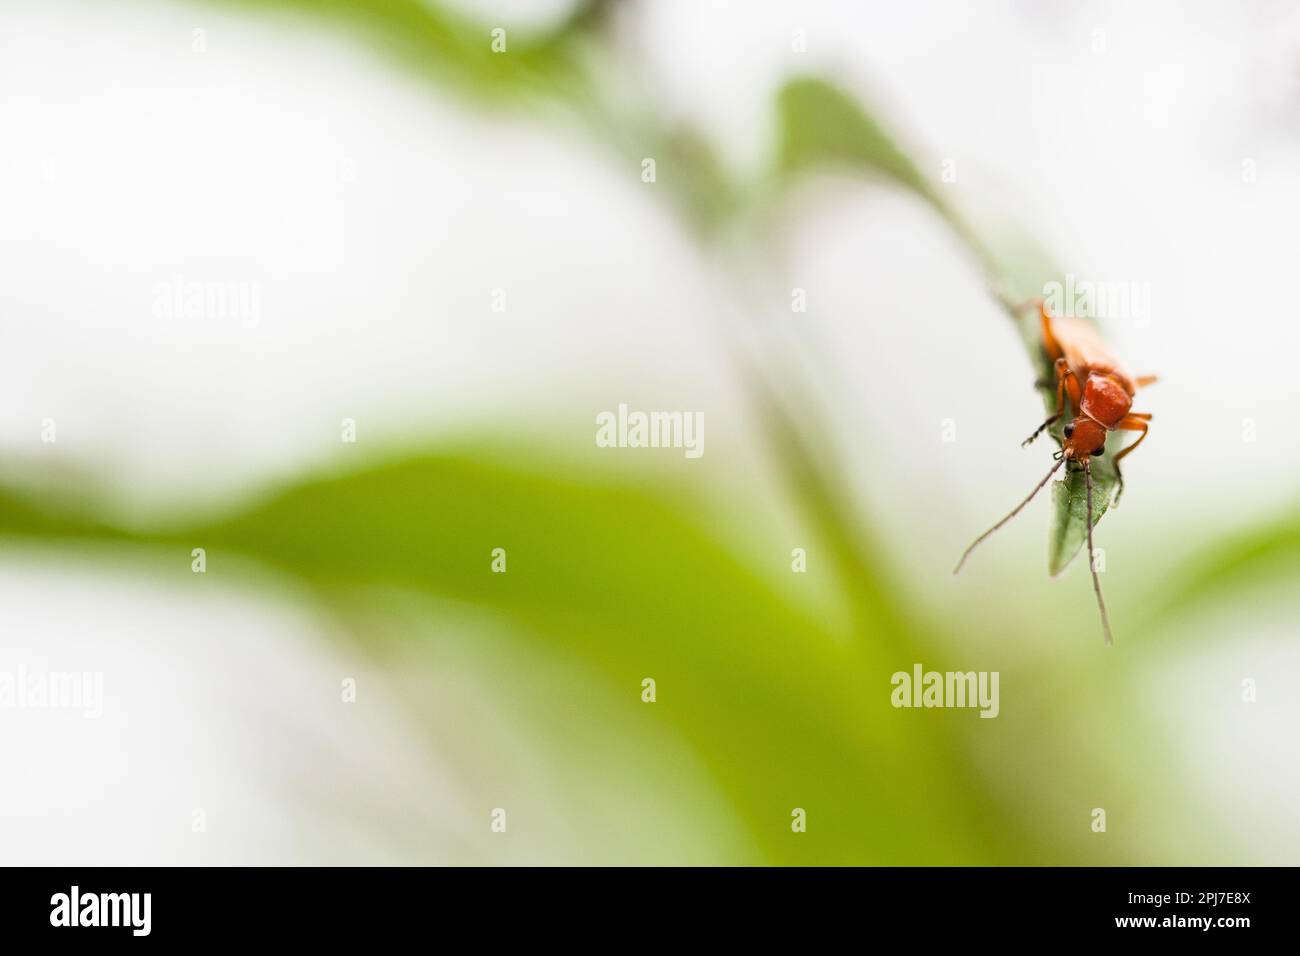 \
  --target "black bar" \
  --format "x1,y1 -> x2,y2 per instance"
0,867 -> 1283,942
